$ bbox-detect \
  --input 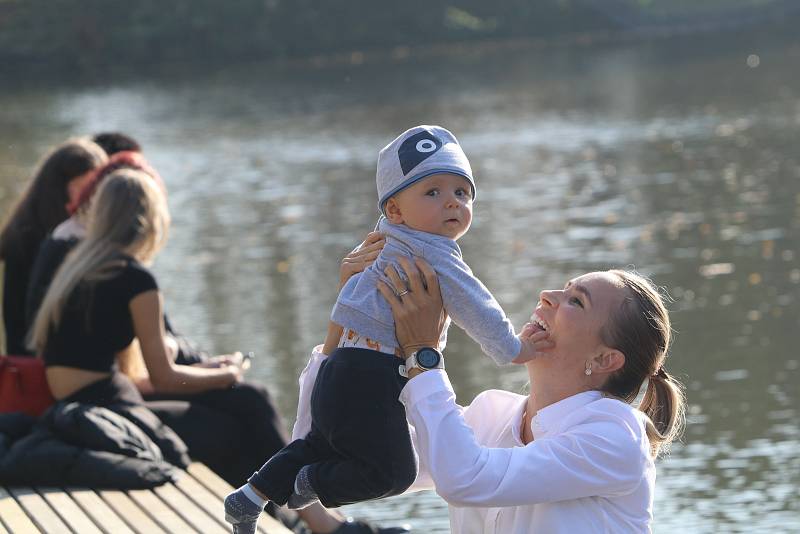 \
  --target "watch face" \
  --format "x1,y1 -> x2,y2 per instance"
417,348 -> 441,369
